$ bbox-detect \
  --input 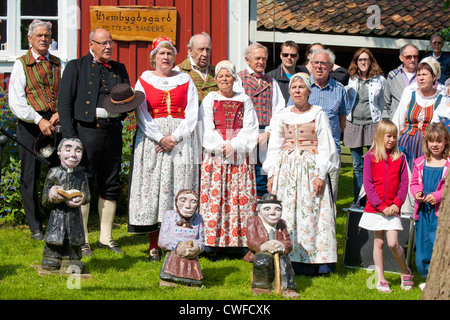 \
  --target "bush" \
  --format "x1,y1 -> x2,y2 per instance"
0,78 -> 26,225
